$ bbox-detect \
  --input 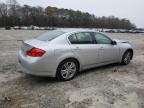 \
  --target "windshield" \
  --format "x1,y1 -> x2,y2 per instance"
37,30 -> 65,41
